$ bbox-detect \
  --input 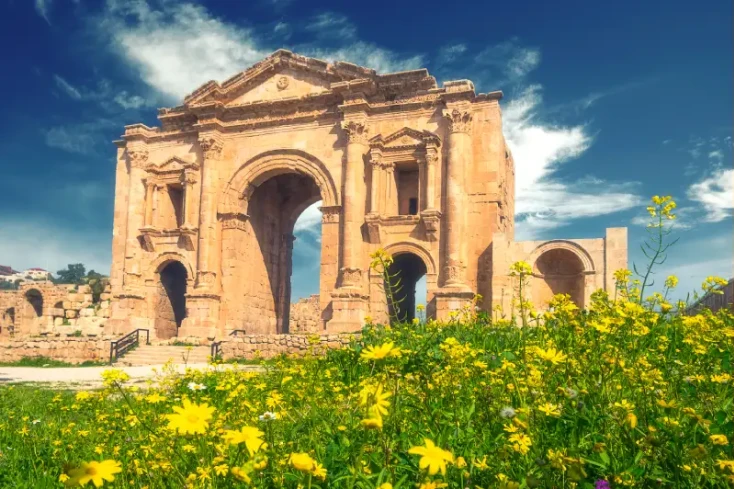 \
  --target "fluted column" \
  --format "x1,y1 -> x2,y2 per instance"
182,170 -> 197,228
424,146 -> 439,211
443,108 -> 473,288
369,152 -> 382,215
195,133 -> 223,292
339,120 -> 368,288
